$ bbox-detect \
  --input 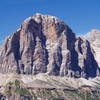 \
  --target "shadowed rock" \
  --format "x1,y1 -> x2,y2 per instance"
0,13 -> 99,78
